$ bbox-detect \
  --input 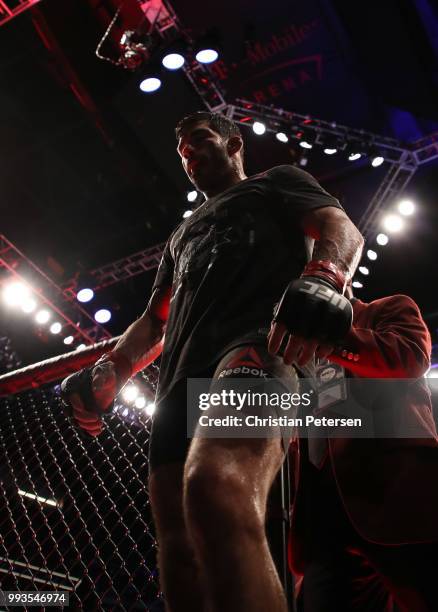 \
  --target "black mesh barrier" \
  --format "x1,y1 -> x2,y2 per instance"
0,364 -> 163,611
